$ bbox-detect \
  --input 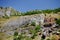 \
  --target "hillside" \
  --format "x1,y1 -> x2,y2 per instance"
0,7 -> 60,40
